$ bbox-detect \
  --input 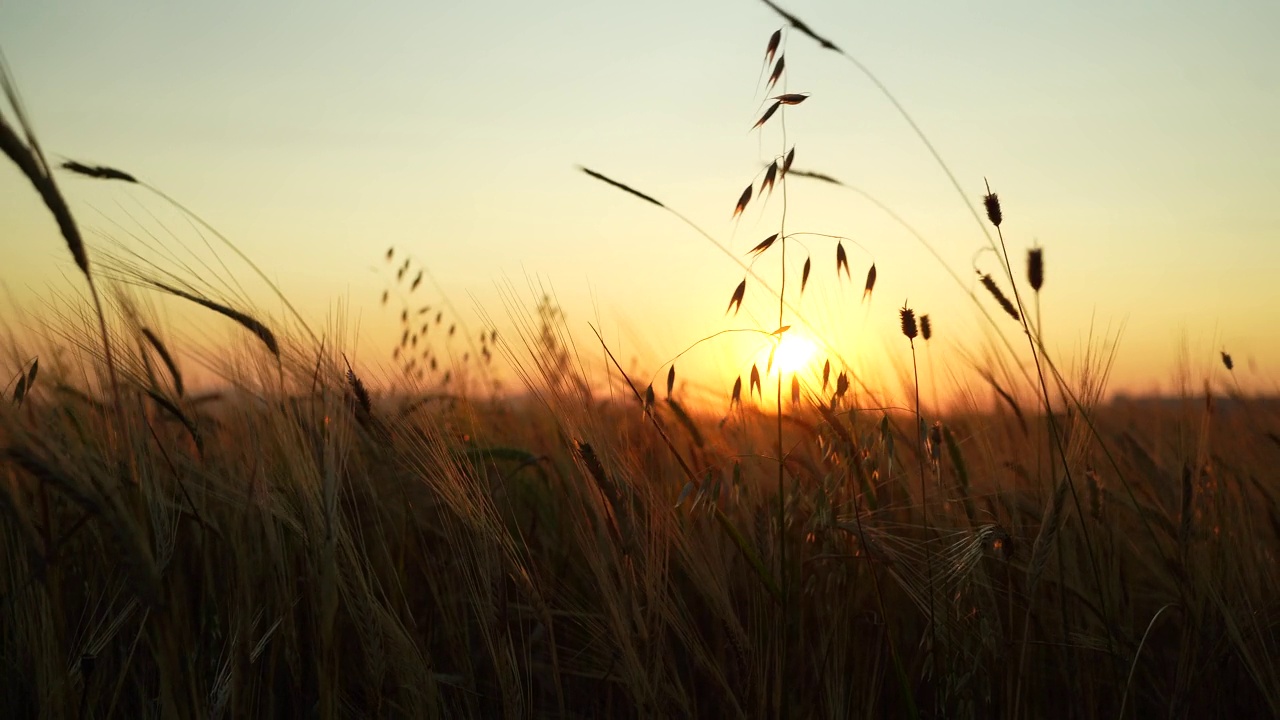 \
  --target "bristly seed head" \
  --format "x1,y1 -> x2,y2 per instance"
979,273 -> 1020,321
900,304 -> 918,341
1028,247 -> 1044,292
920,314 -> 932,341
1221,351 -> 1234,371
983,179 -> 1002,227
